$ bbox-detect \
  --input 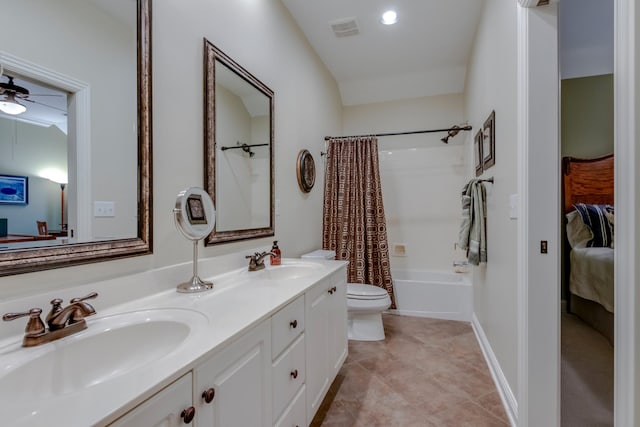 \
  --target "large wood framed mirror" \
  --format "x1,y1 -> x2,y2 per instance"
0,0 -> 152,275
204,39 -> 274,245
